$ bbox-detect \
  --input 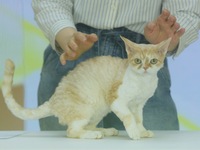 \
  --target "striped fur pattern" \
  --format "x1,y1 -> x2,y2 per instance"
2,37 -> 170,140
